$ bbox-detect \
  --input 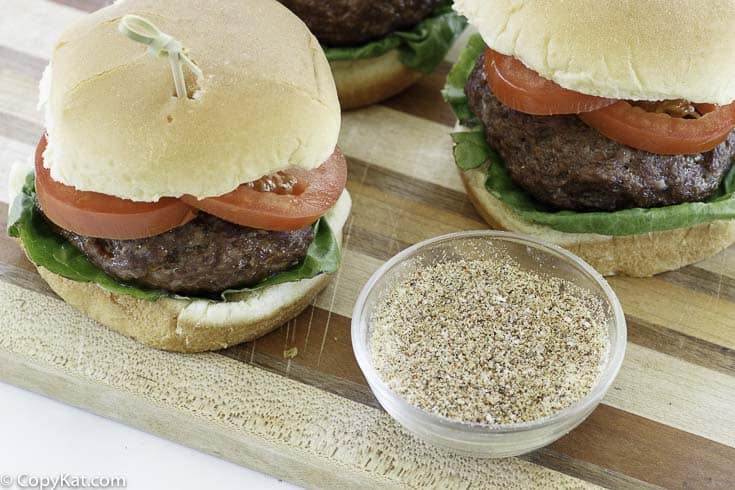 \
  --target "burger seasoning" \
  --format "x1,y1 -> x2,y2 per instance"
370,255 -> 610,425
